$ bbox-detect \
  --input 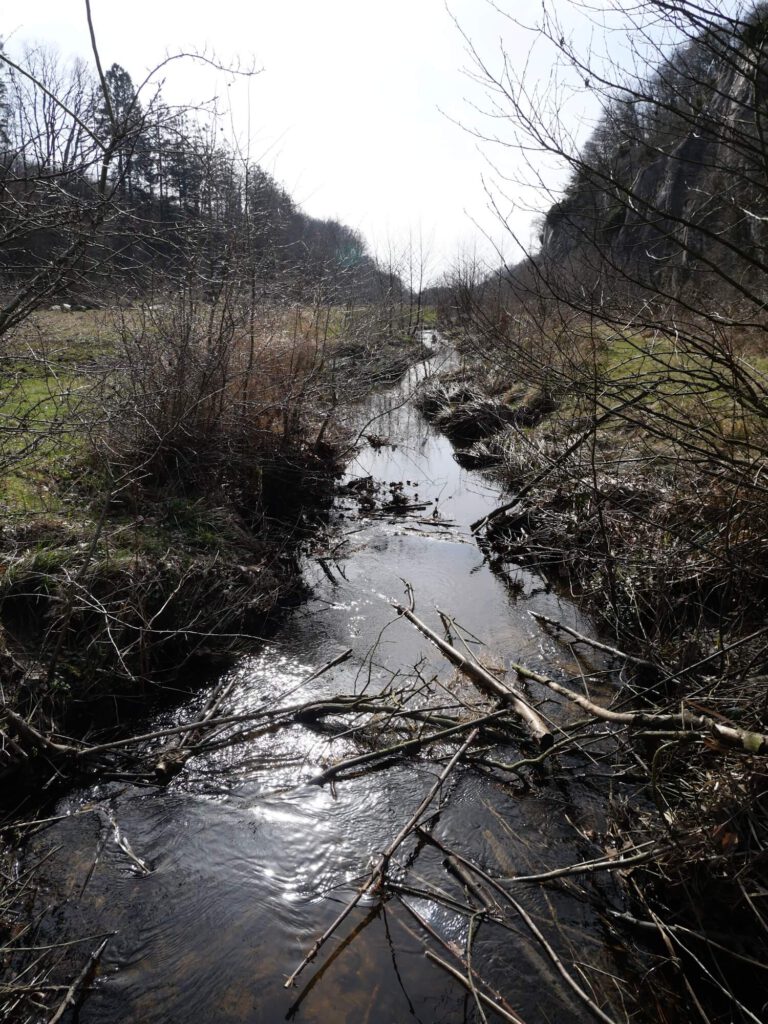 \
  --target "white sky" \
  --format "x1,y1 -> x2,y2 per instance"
4,0 -> 605,282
